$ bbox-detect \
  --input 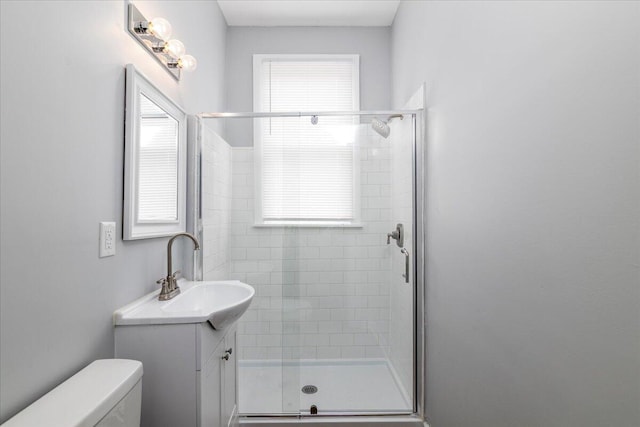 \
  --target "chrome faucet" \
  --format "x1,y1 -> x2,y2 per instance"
157,232 -> 200,301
